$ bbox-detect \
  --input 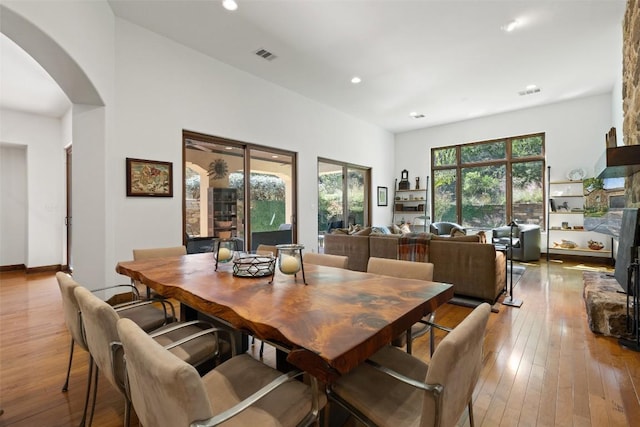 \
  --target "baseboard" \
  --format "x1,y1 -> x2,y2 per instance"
26,264 -> 62,274
0,264 -> 26,272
